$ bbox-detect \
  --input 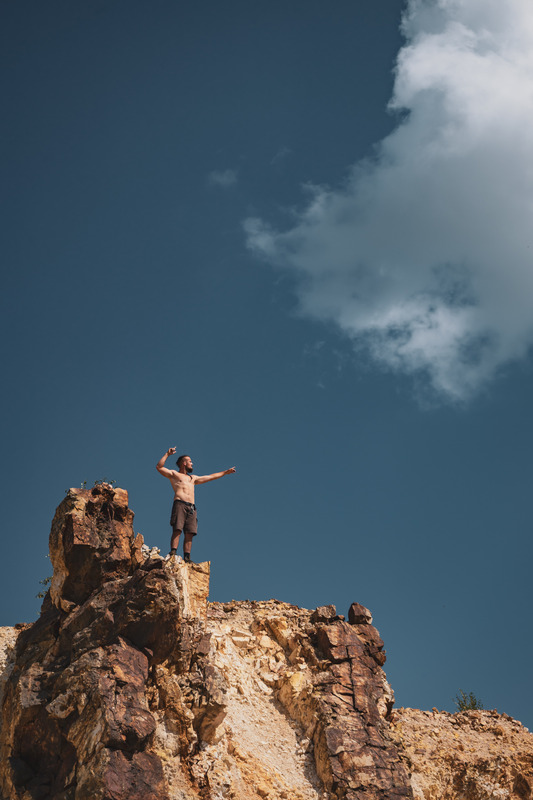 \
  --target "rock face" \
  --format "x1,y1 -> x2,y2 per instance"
0,485 -> 210,800
197,598 -> 412,800
0,485 -> 532,800
389,707 -> 533,800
